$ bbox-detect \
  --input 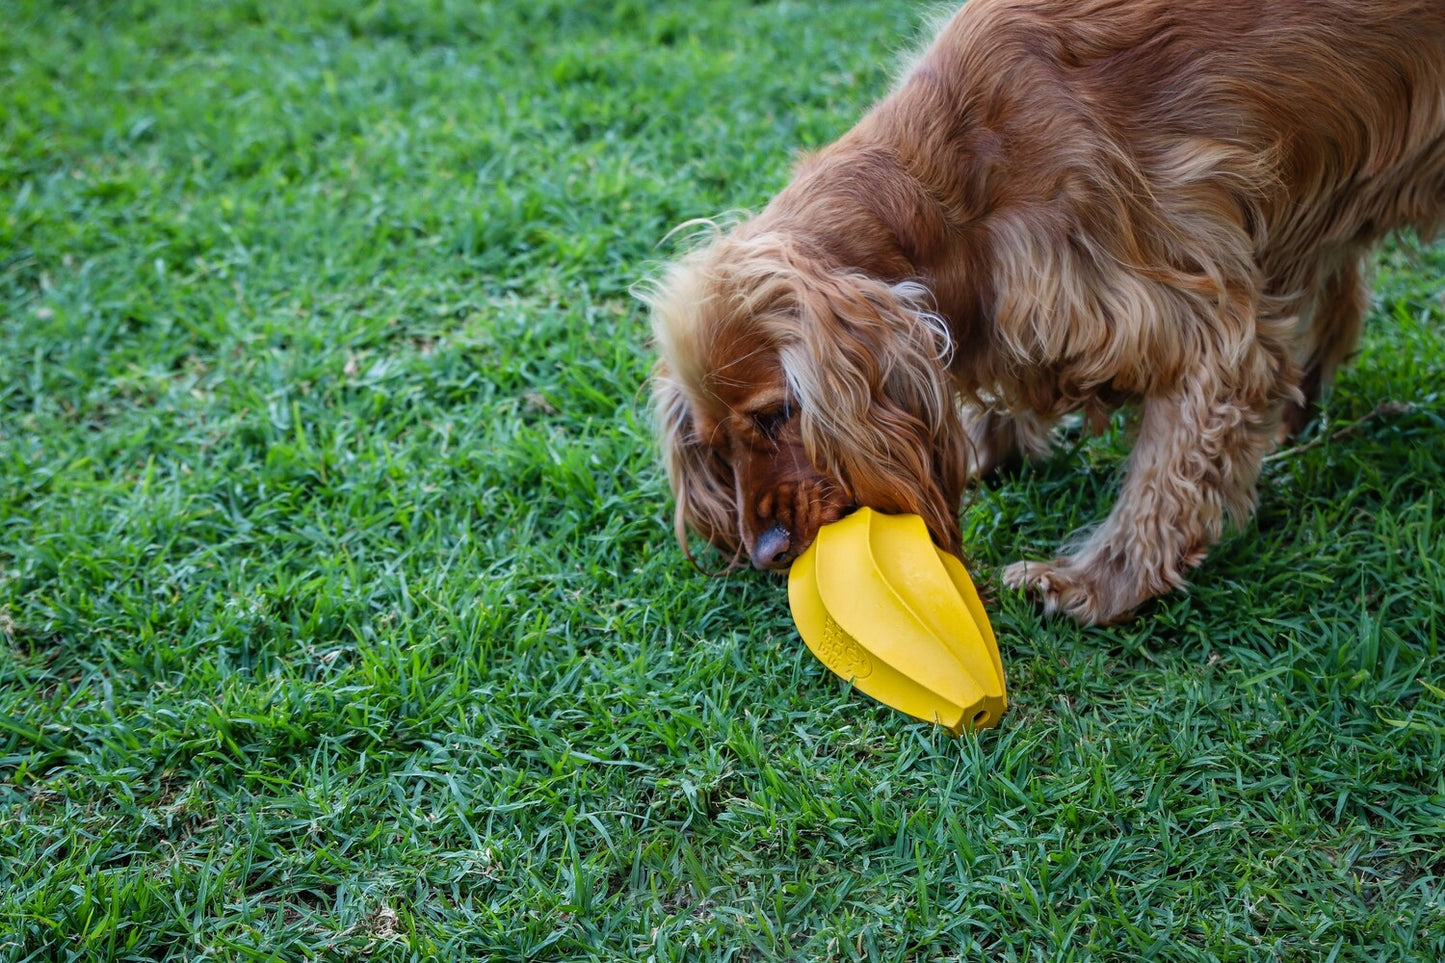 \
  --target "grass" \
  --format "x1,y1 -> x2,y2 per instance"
1,0 -> 1442,959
